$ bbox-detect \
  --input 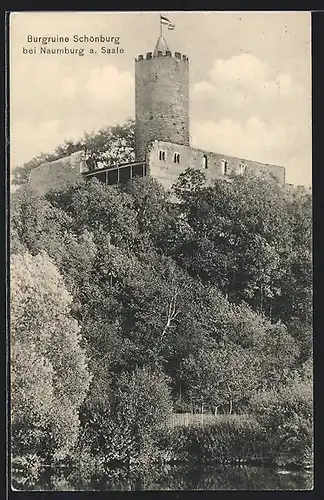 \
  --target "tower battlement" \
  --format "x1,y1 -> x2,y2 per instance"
135,52 -> 189,62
